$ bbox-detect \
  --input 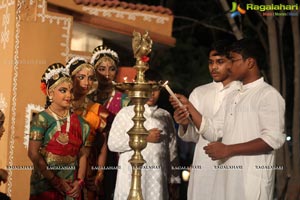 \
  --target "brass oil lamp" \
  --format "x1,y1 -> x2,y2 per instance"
113,31 -> 161,200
